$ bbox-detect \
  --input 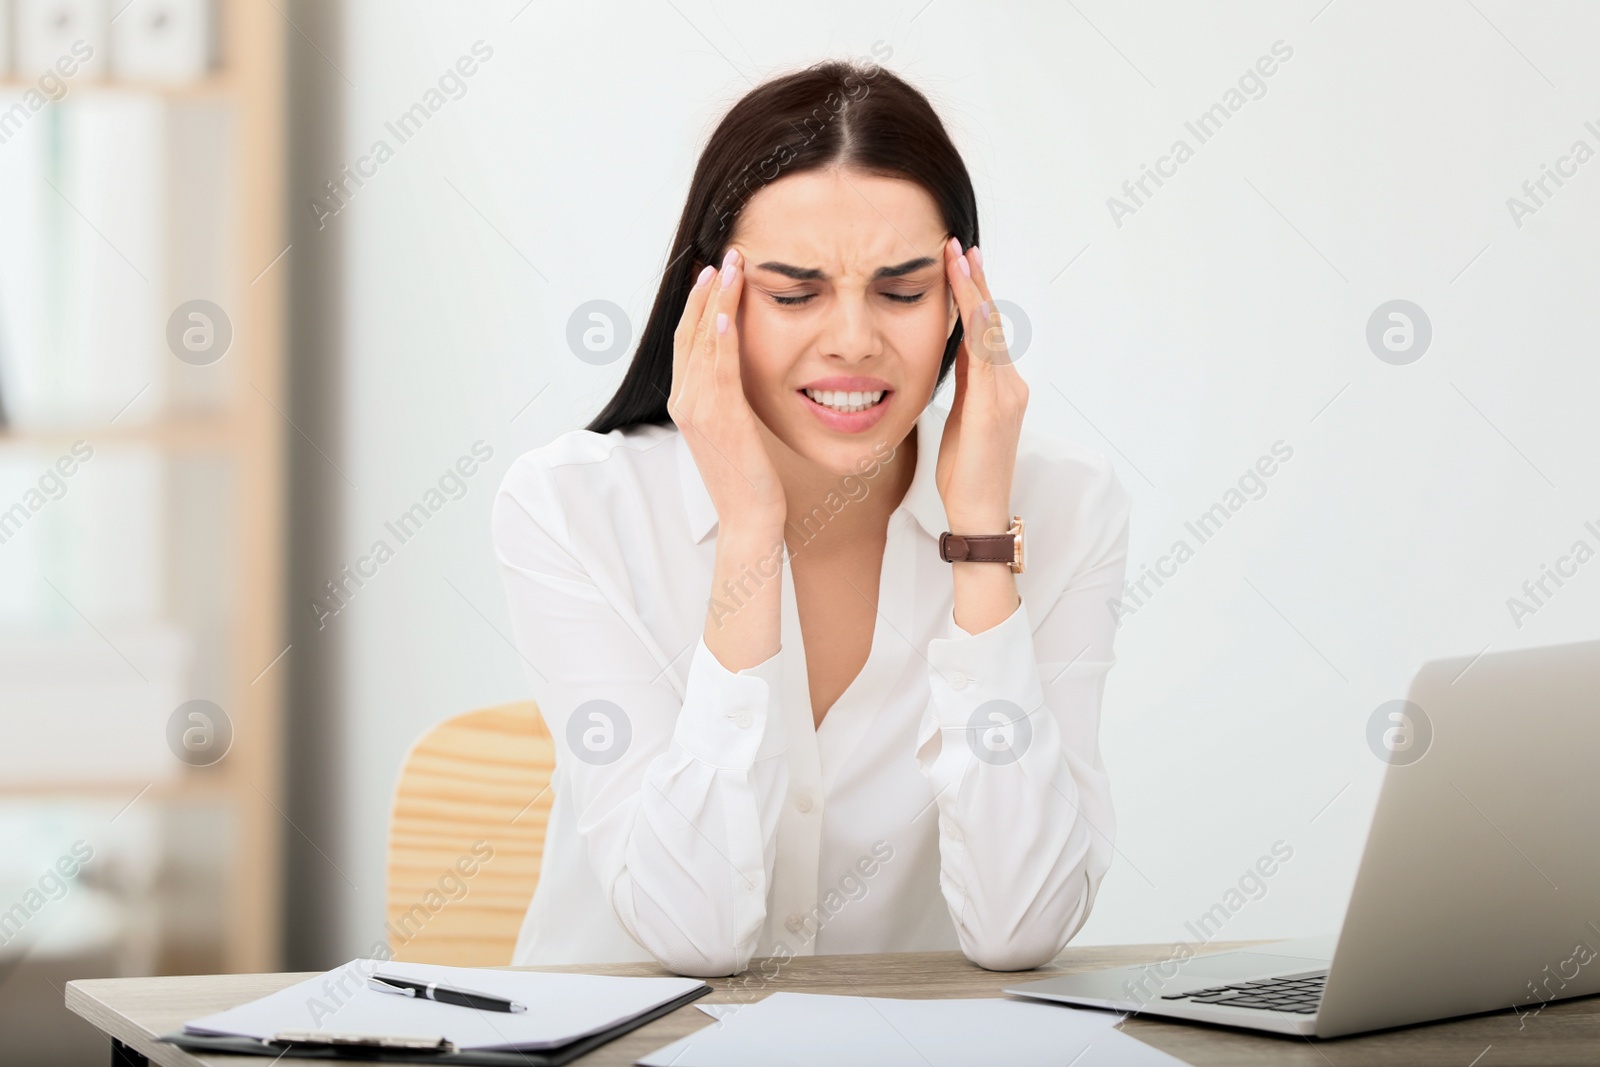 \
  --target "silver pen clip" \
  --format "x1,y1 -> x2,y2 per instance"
366,975 -> 418,997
